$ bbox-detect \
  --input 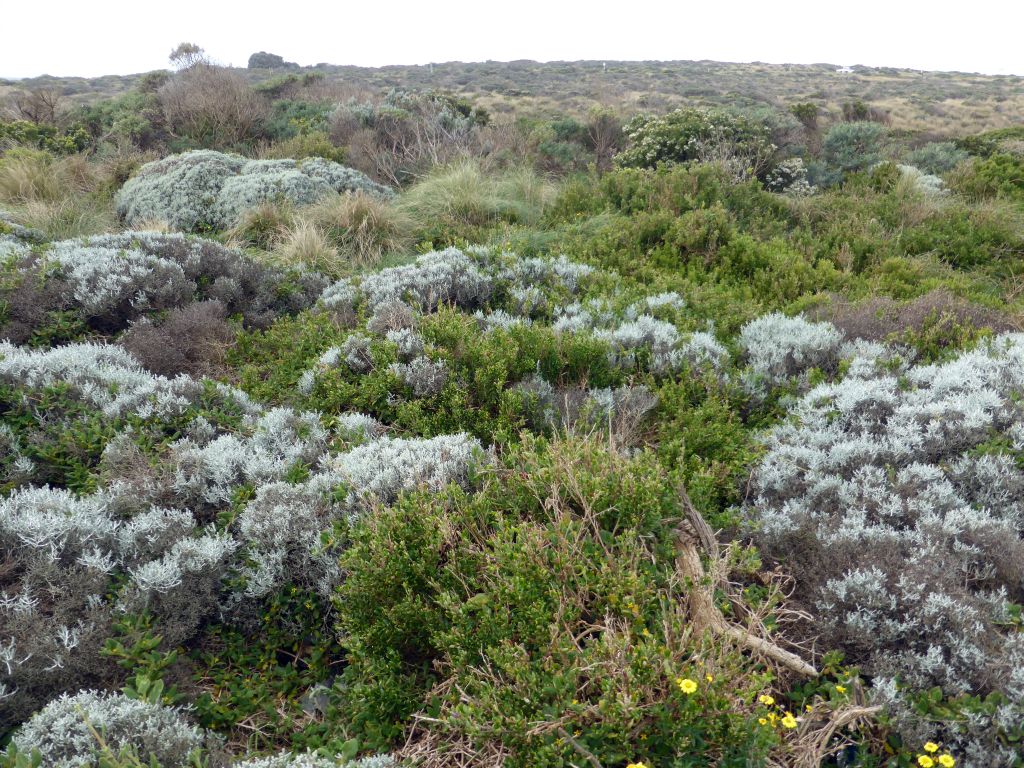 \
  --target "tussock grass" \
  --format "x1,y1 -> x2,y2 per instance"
397,160 -> 557,242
